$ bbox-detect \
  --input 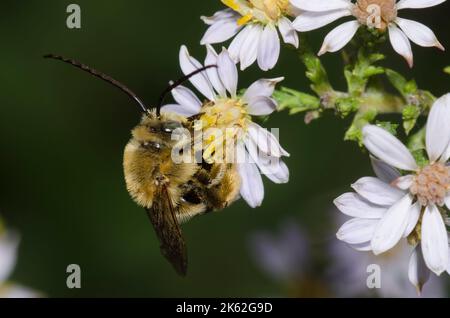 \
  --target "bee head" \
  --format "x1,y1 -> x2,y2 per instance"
130,112 -> 187,152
